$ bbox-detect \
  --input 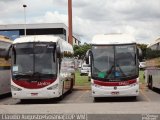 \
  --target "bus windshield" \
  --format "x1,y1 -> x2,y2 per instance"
92,44 -> 138,81
12,42 -> 56,80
